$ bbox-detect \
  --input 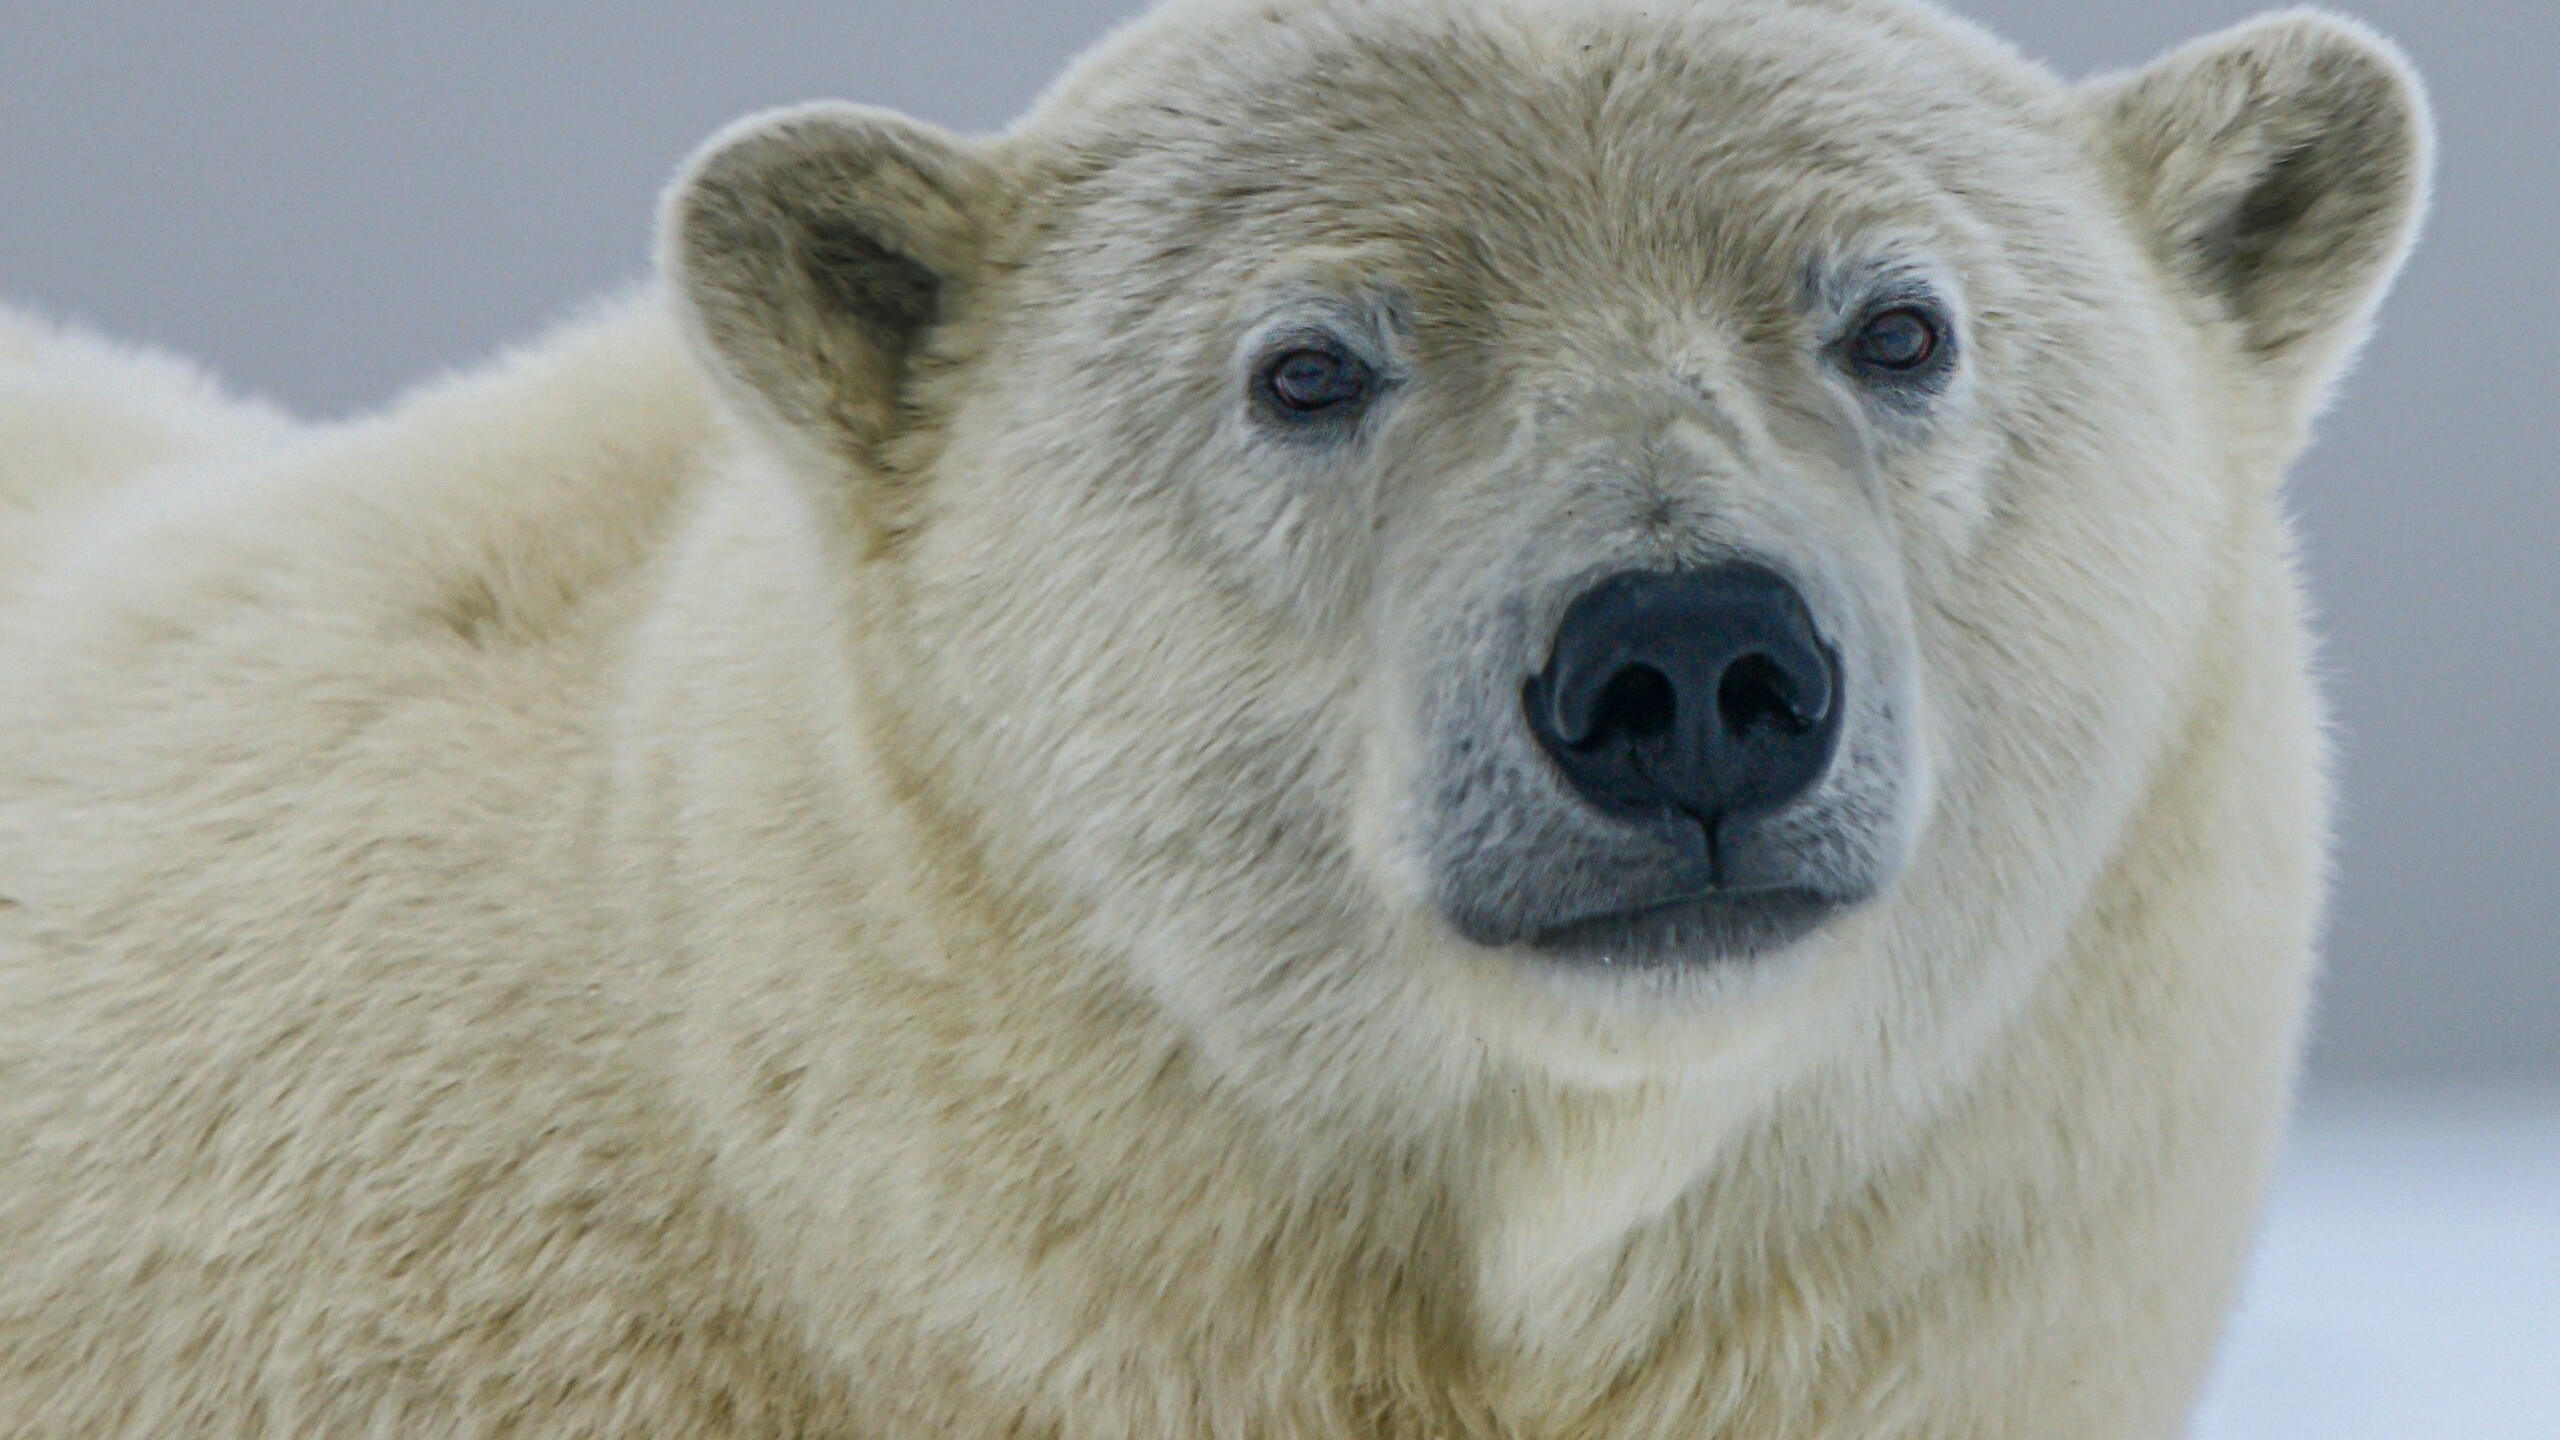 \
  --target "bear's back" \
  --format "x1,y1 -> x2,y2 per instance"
0,310 -> 291,603
0,298 -> 854,1436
